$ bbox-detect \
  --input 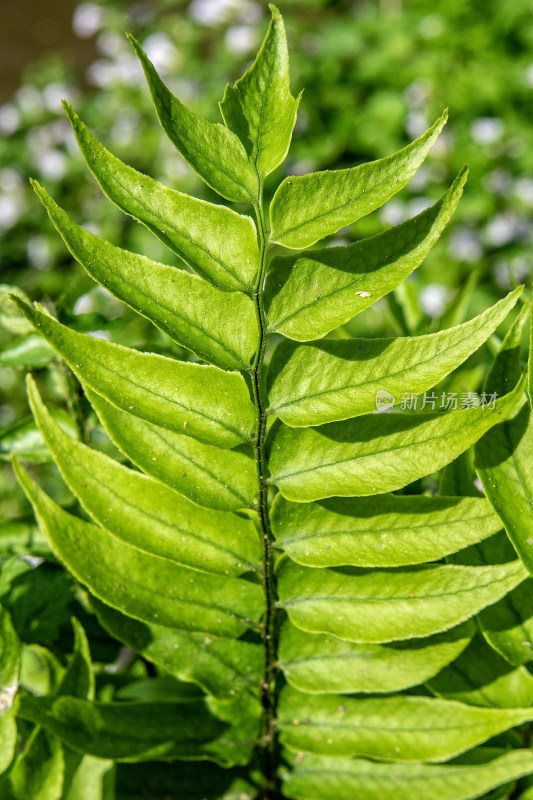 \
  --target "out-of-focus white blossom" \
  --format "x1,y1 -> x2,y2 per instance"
42,82 -> 71,113
74,293 -> 96,315
483,168 -> 512,196
380,200 -> 408,227
515,177 -> 533,207
143,33 -> 179,74
448,227 -> 483,262
110,115 -> 142,147
0,196 -> 23,230
470,117 -> 504,145
73,2 -> 105,38
97,31 -> 125,58
27,236 -> 53,270
36,150 -> 68,180
485,212 -> 528,247
404,79 -> 430,109
16,85 -> 43,114
225,24 -> 258,54
189,0 -> 261,26
419,283 -> 447,317
0,104 -> 20,135
406,111 -> 428,139
408,164 -> 429,191
289,159 -> 317,177
0,169 -> 25,230
408,197 -> 432,217
87,56 -> 141,88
